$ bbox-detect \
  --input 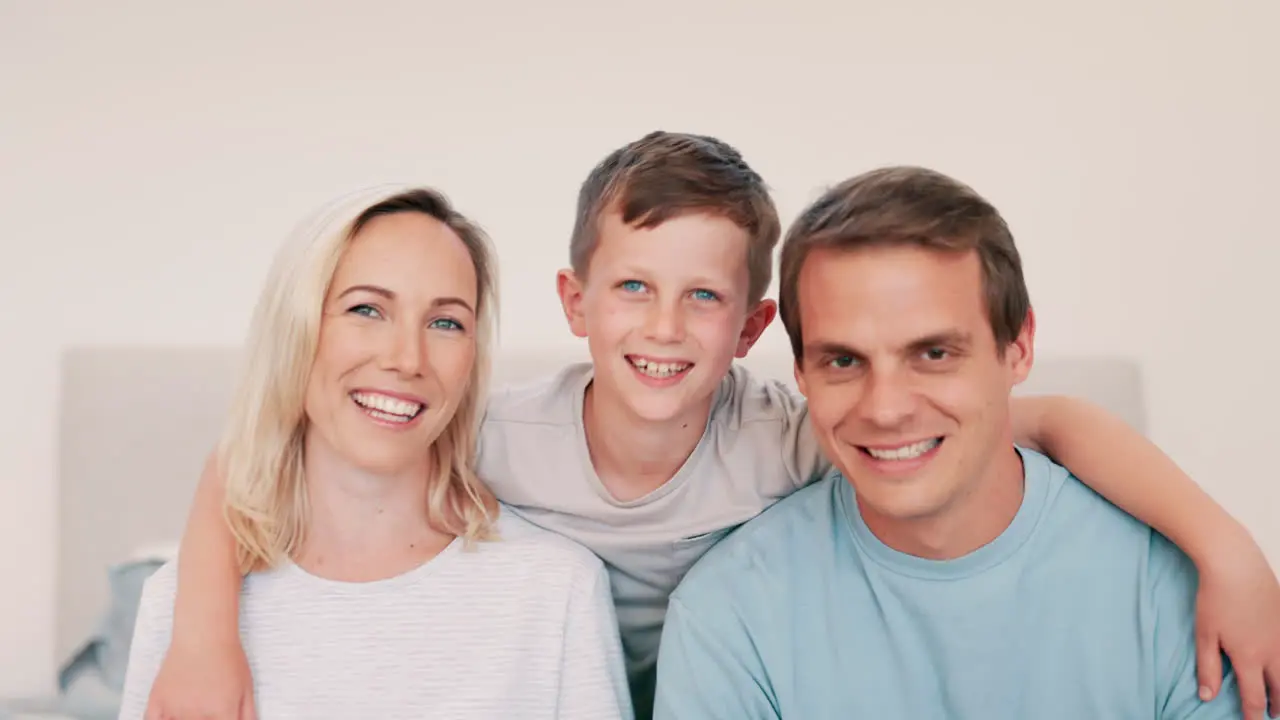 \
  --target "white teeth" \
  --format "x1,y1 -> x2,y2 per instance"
629,357 -> 691,378
866,438 -> 940,461
350,392 -> 423,420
